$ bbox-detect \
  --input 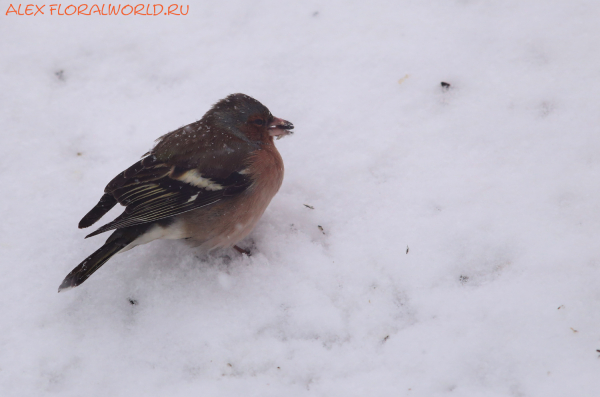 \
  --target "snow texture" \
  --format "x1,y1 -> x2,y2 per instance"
1,1 -> 600,396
